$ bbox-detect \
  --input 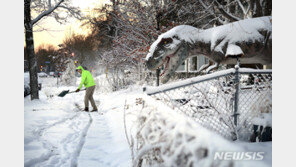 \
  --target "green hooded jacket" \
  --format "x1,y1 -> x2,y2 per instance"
76,66 -> 96,89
